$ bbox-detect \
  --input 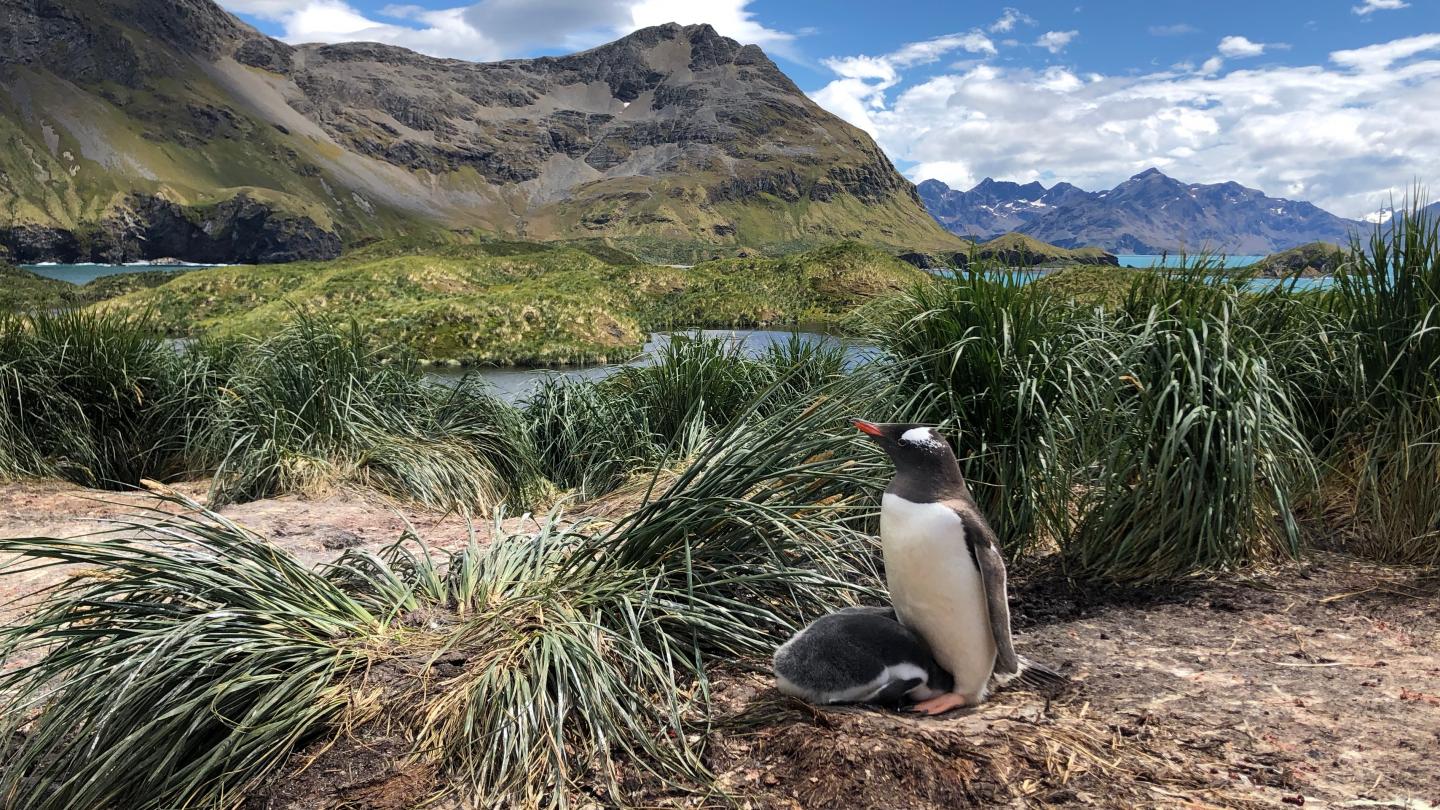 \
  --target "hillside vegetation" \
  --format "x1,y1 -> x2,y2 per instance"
96,240 -> 927,364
